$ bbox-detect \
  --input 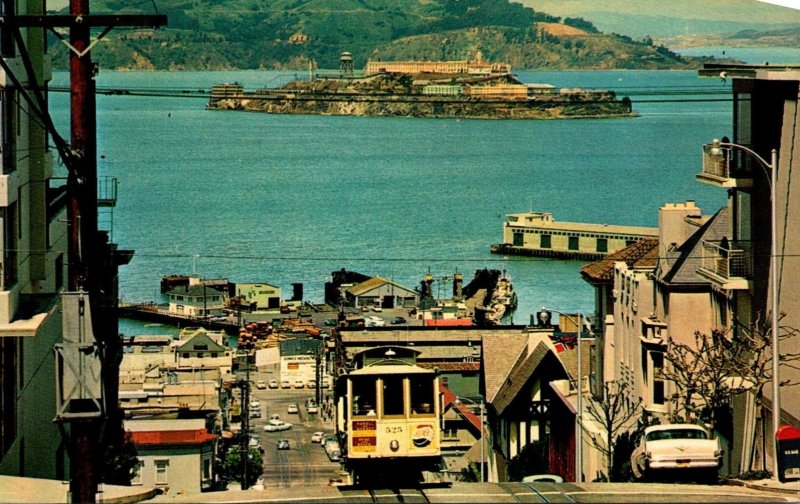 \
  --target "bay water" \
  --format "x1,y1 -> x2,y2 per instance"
48,69 -> 731,335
